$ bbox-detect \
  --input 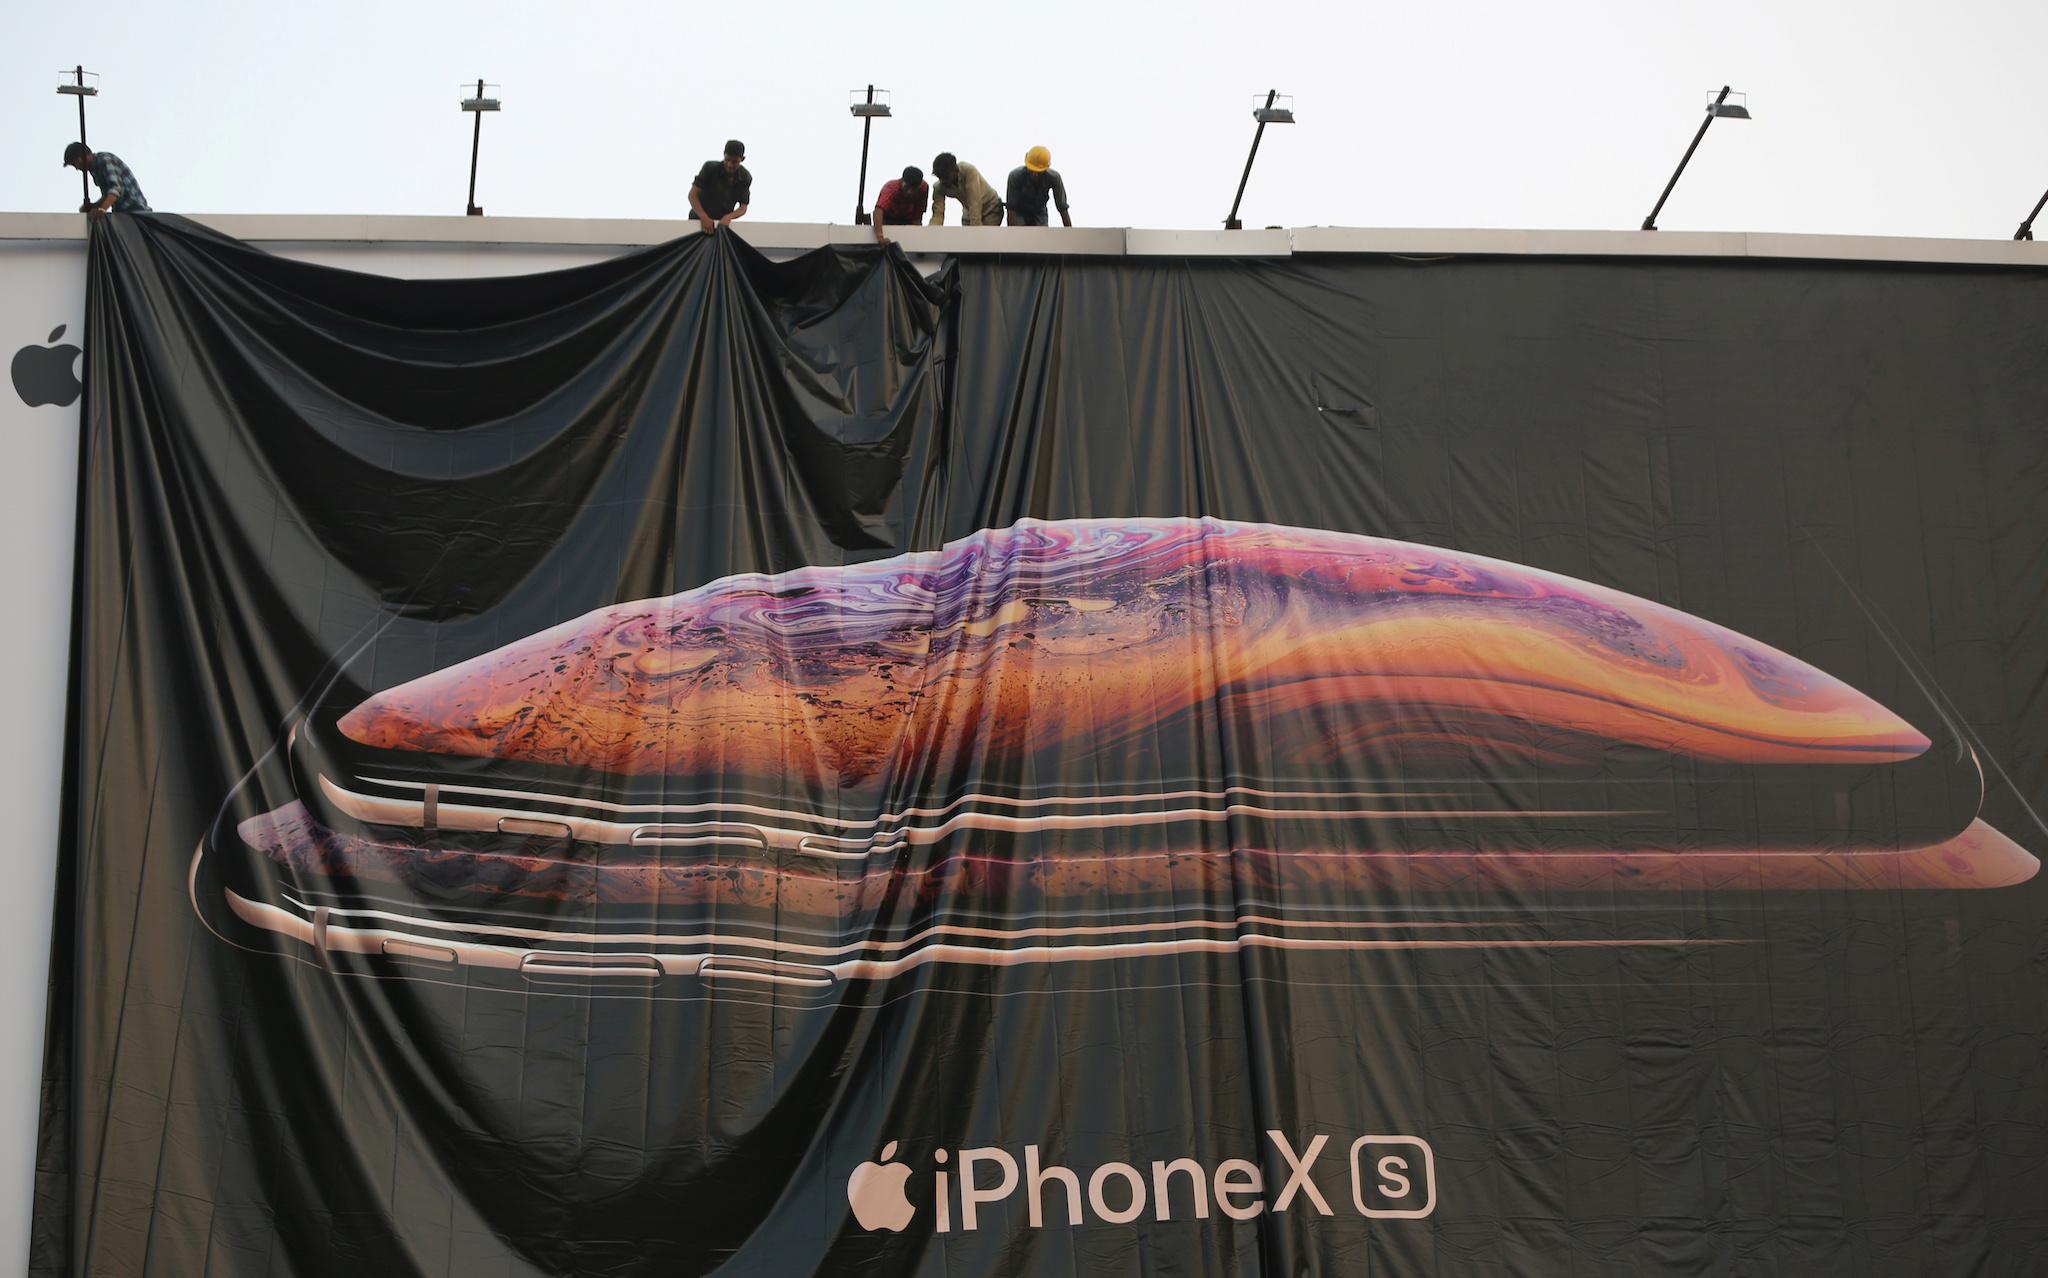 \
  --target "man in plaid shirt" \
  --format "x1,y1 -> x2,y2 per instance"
63,142 -> 151,218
